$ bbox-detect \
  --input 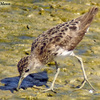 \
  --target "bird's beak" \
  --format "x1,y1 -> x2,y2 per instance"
16,76 -> 24,91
